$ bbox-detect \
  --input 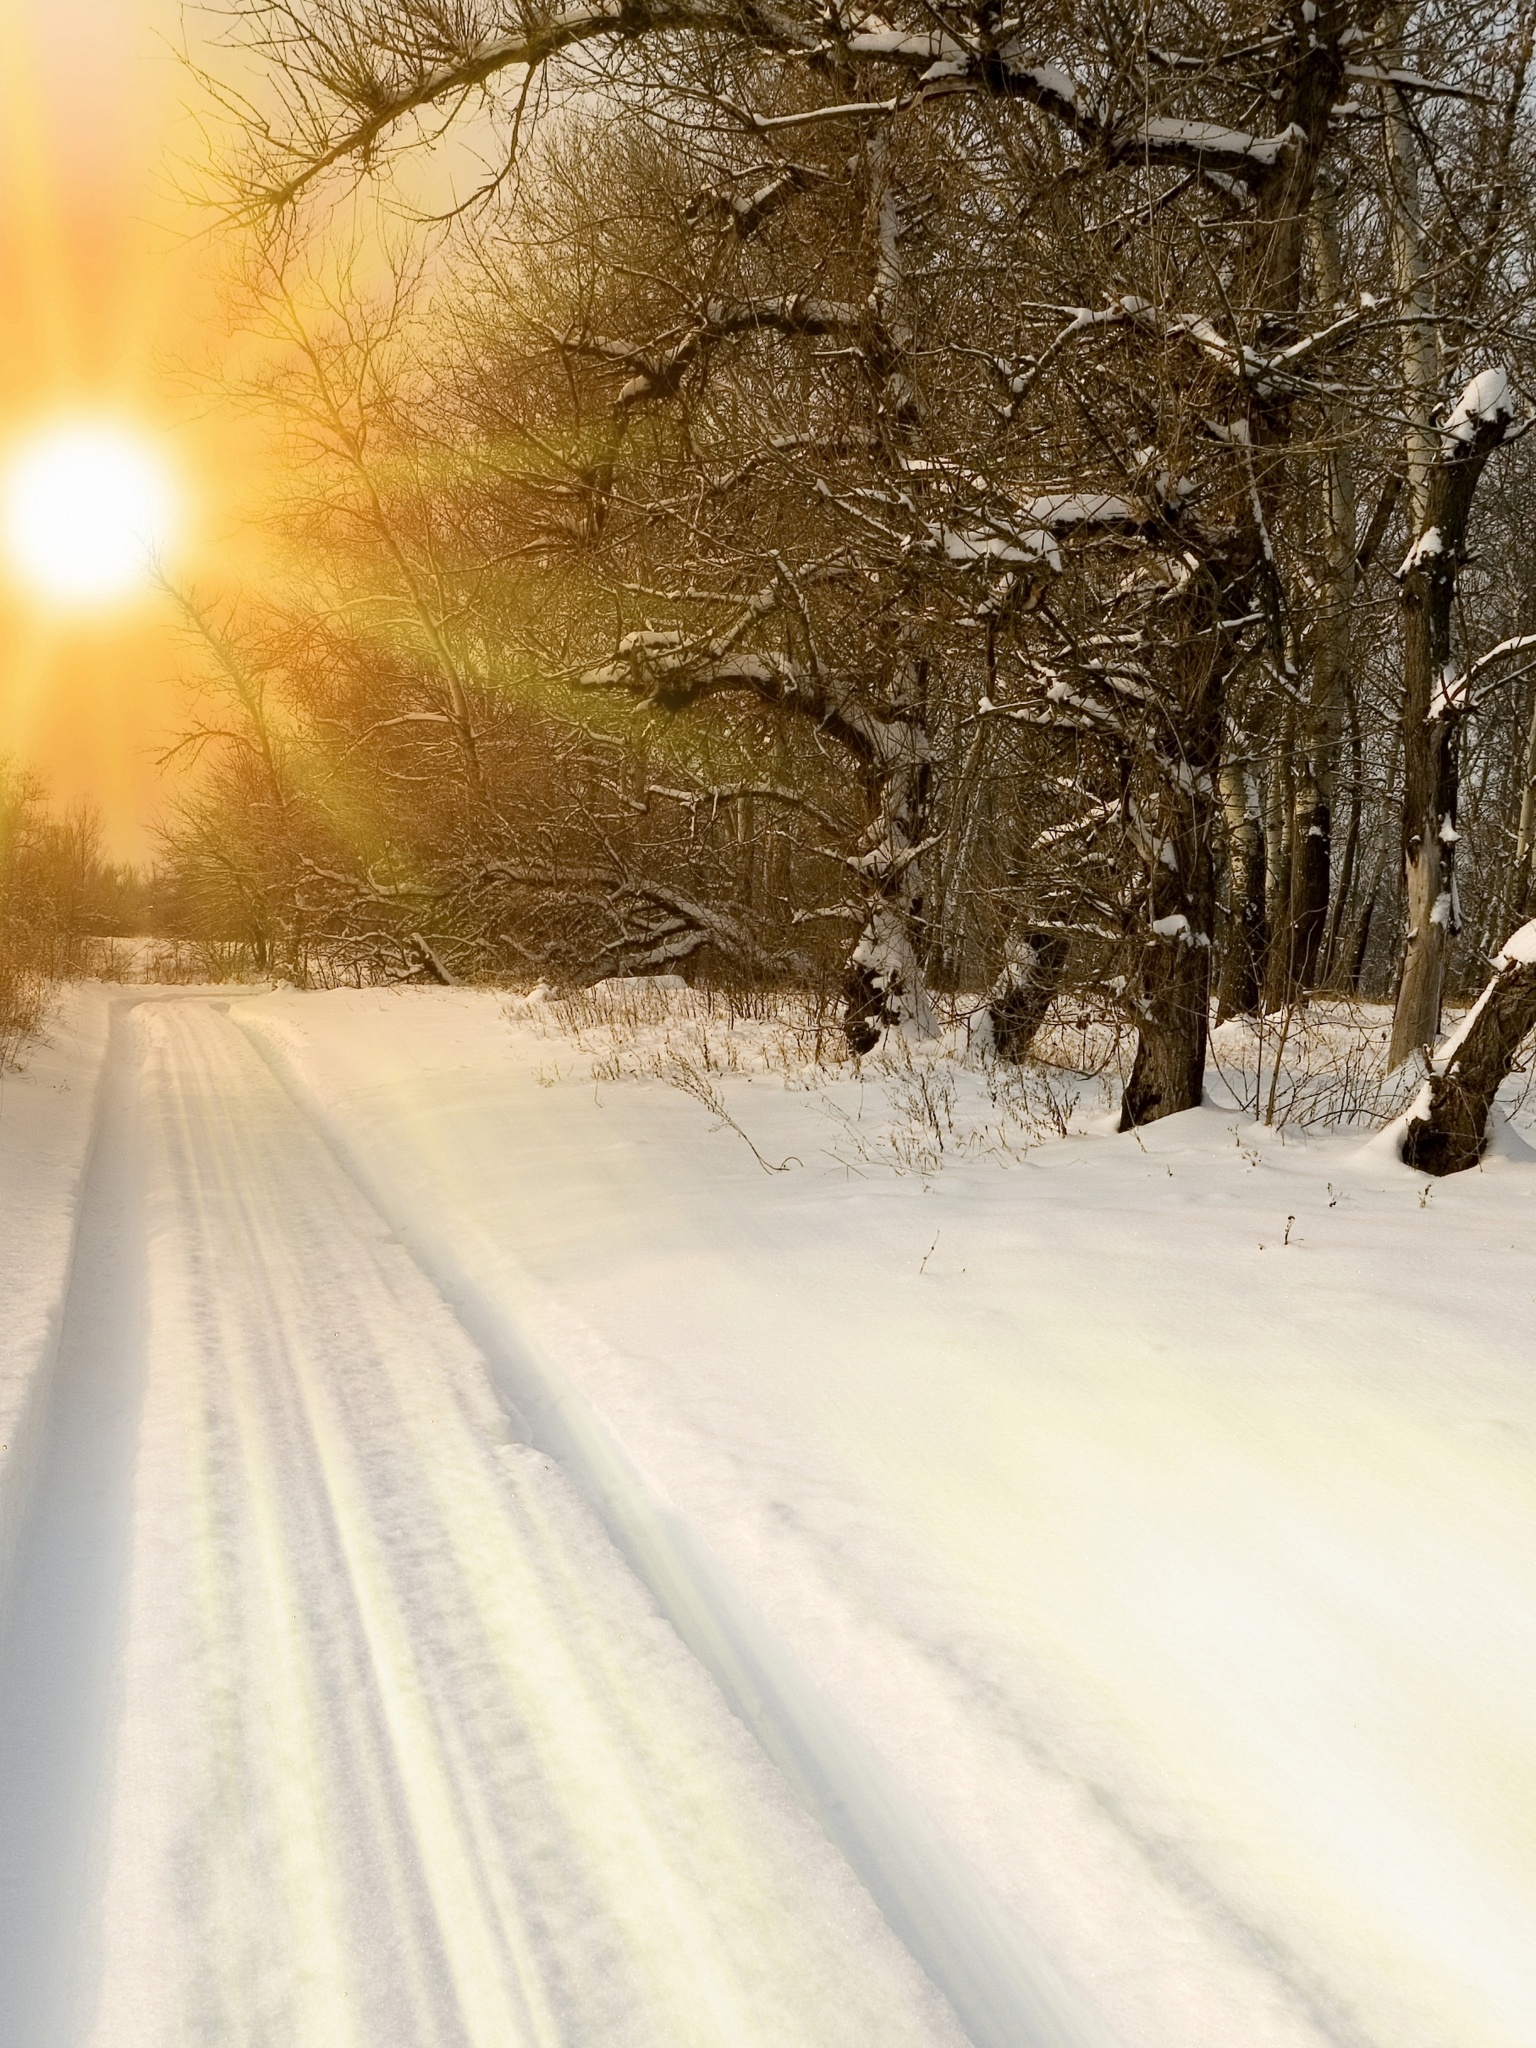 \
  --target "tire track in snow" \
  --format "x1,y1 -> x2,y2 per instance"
236,1008 -> 1119,2048
0,1001 -> 148,2048
60,1000 -> 962,2048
